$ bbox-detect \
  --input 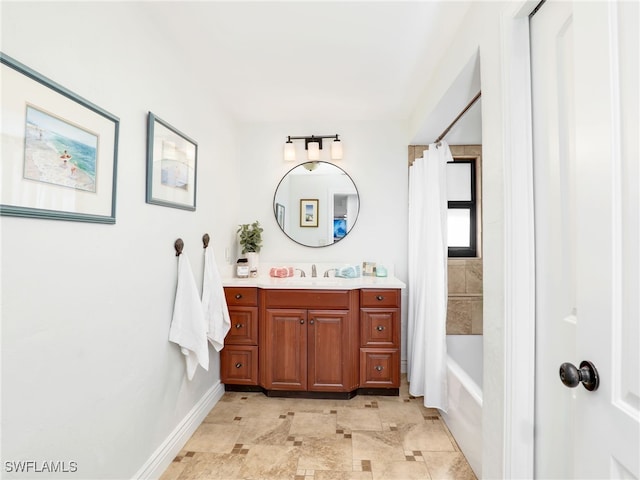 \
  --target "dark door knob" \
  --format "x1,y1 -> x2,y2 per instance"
559,360 -> 599,391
